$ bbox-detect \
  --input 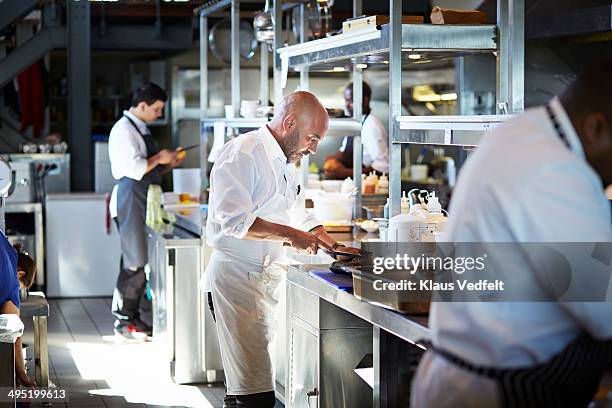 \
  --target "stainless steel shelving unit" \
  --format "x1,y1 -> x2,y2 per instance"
277,23 -> 497,72
276,0 -> 525,217
198,0 -> 364,194
199,0 -> 256,193
275,0 -> 365,216
396,115 -> 513,146
200,117 -> 362,137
